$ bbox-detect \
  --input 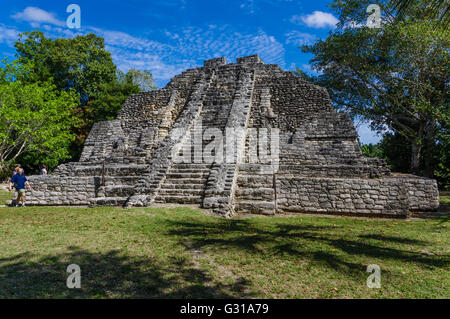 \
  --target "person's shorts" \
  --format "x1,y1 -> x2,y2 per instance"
17,189 -> 26,195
